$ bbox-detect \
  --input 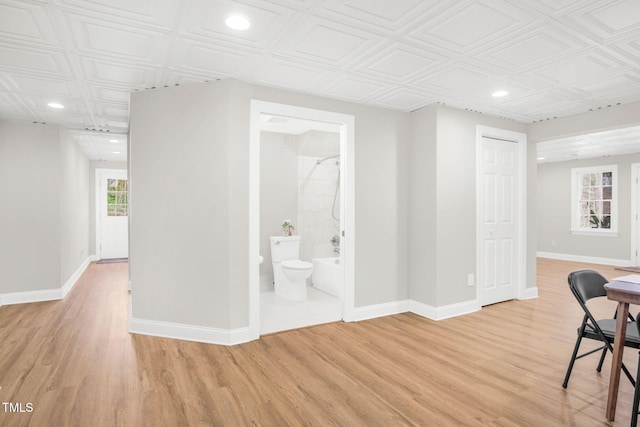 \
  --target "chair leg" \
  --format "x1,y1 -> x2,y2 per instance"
563,334 -> 584,388
596,346 -> 607,372
623,362 -> 637,387
631,353 -> 640,427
